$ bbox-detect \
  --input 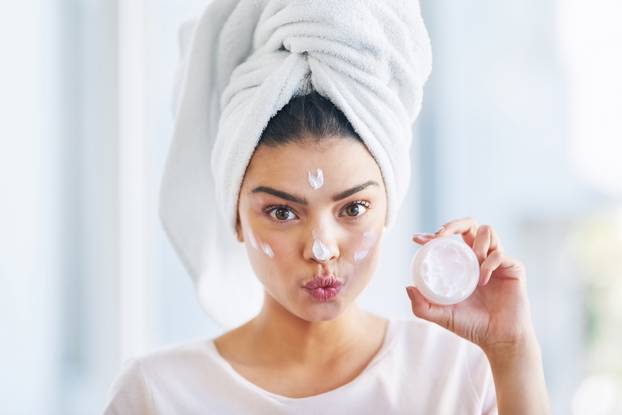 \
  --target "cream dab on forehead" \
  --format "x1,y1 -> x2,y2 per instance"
307,168 -> 324,190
